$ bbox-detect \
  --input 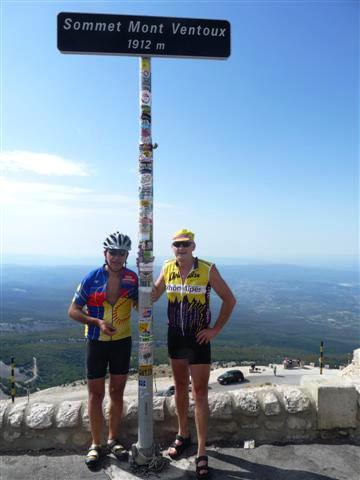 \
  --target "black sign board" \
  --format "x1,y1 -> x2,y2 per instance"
57,12 -> 230,59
